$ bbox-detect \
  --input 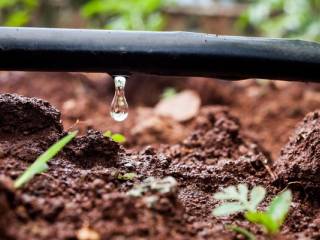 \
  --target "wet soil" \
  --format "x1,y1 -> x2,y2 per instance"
0,72 -> 319,239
